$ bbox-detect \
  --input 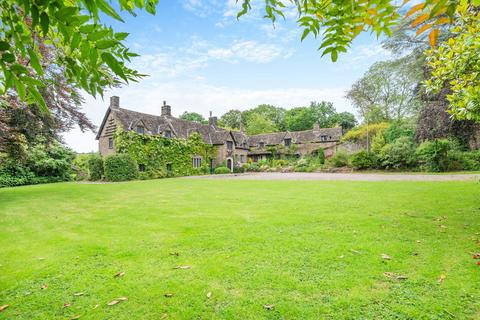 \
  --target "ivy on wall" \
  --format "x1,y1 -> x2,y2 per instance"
115,130 -> 217,178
